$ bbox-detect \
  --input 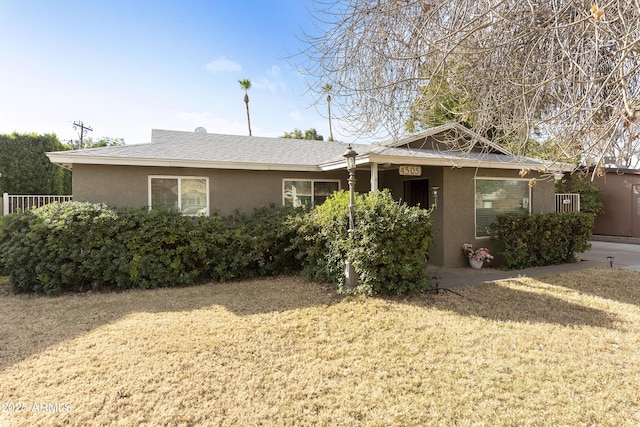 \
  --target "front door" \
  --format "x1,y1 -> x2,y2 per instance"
404,179 -> 430,209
